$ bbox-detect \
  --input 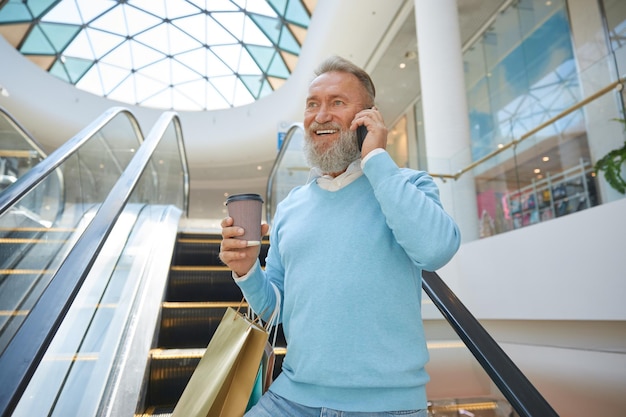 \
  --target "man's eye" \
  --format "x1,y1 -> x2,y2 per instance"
333,100 -> 344,106
307,102 -> 318,108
